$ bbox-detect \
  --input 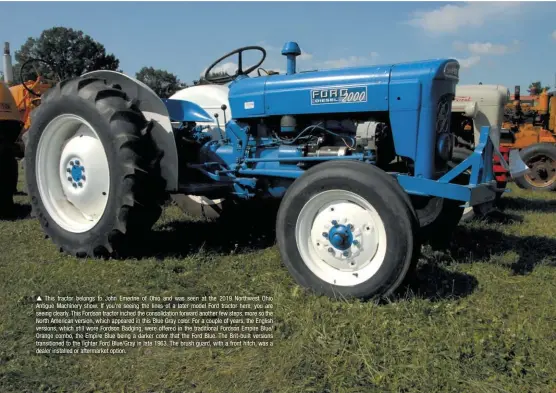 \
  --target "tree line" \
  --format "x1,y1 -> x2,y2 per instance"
2,27 -> 228,98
